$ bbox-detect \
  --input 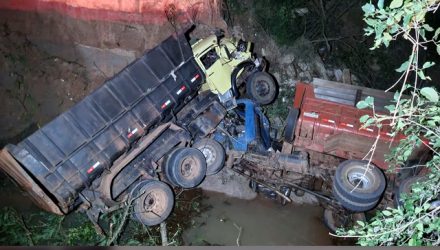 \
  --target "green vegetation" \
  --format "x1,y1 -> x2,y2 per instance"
337,0 -> 440,246
0,187 -> 203,246
263,85 -> 295,130
0,206 -> 182,246
0,207 -> 102,246
224,0 -> 304,45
